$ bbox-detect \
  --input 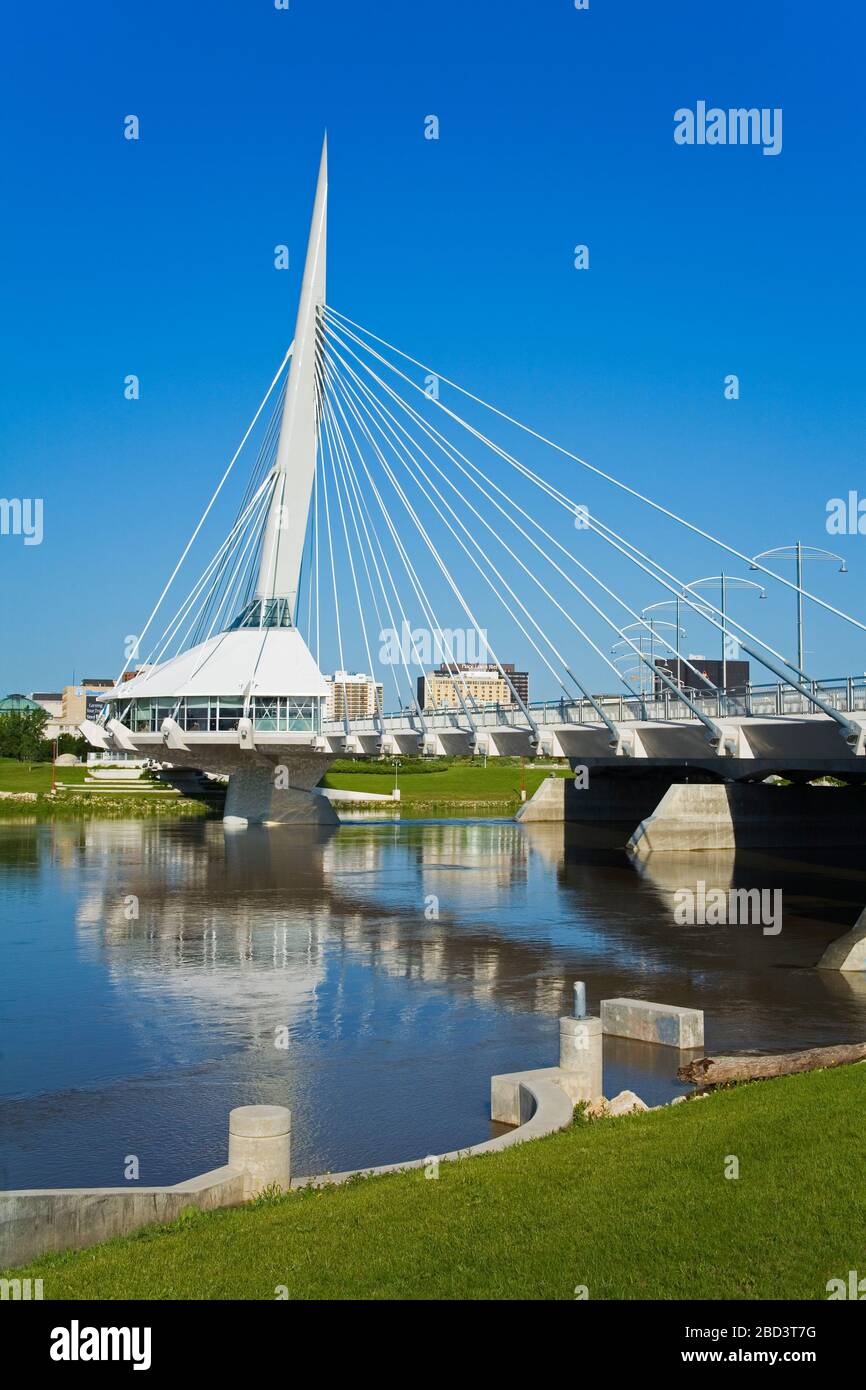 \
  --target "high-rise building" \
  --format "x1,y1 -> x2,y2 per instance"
417,663 -> 529,711
325,672 -> 384,722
